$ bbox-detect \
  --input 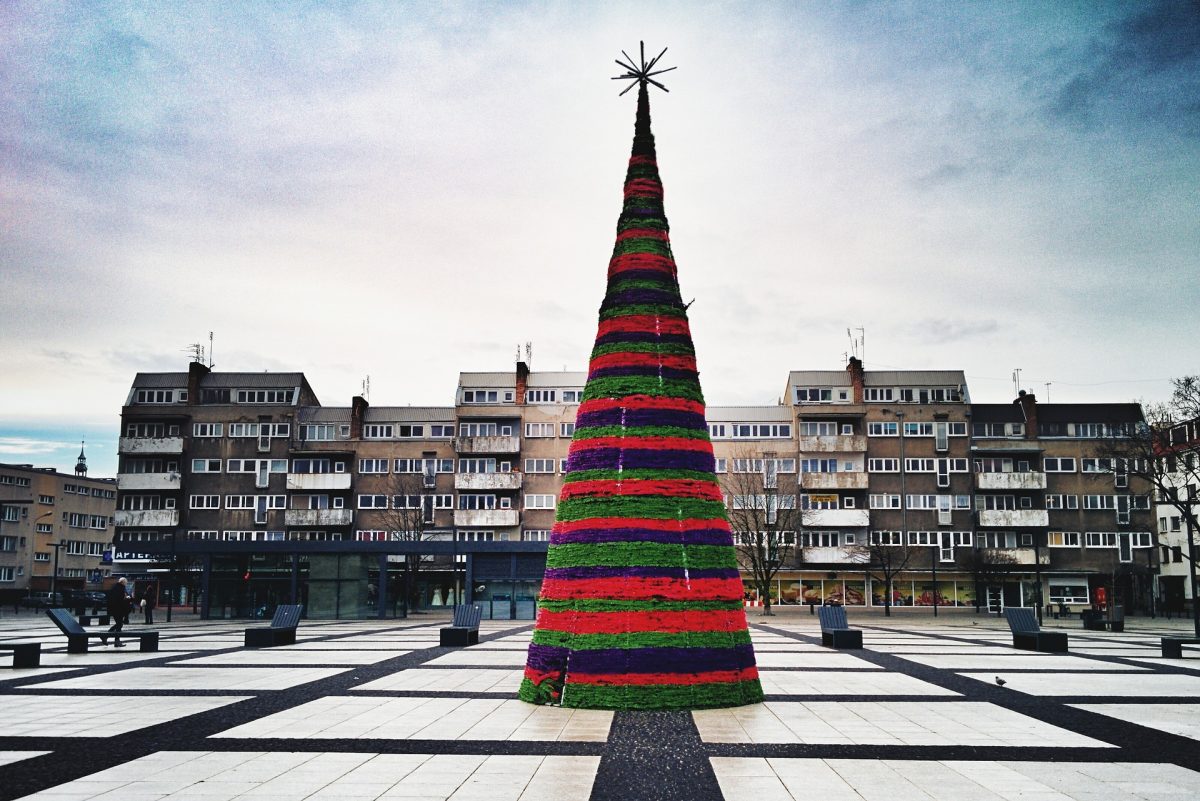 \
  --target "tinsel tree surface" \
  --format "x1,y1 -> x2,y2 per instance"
519,82 -> 763,710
